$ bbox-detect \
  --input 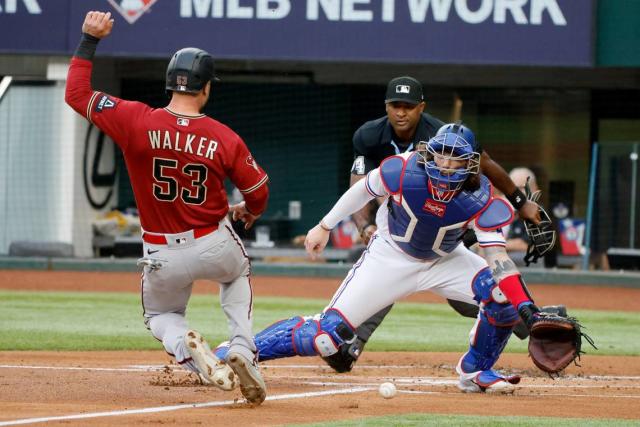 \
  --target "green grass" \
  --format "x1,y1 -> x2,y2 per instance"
290,414 -> 640,427
0,290 -> 637,356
